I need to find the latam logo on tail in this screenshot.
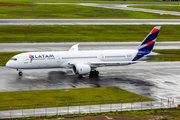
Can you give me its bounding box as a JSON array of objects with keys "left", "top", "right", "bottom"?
[{"left": 29, "top": 54, "right": 54, "bottom": 62}]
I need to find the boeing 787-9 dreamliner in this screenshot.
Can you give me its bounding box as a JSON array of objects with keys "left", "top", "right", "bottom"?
[{"left": 6, "top": 26, "right": 161, "bottom": 77}]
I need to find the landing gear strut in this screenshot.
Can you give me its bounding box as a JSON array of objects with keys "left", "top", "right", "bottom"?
[
  {"left": 17, "top": 69, "right": 23, "bottom": 76},
  {"left": 78, "top": 75, "right": 83, "bottom": 78},
  {"left": 89, "top": 70, "right": 99, "bottom": 77}
]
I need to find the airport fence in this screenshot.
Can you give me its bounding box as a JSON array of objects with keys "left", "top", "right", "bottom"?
[{"left": 0, "top": 98, "right": 178, "bottom": 118}]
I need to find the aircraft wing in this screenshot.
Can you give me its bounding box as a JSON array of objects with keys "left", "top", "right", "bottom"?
[
  {"left": 89, "top": 61, "right": 146, "bottom": 67},
  {"left": 68, "top": 61, "right": 146, "bottom": 68}
]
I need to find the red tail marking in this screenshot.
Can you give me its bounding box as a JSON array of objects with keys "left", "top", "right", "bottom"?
[
  {"left": 151, "top": 28, "right": 159, "bottom": 33},
  {"left": 145, "top": 40, "right": 155, "bottom": 45}
]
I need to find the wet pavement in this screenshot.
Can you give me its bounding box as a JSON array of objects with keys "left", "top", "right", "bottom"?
[
  {"left": 1, "top": 19, "right": 180, "bottom": 25},
  {"left": 1, "top": 42, "right": 180, "bottom": 52},
  {"left": 1, "top": 62, "right": 180, "bottom": 103},
  {"left": 1, "top": 62, "right": 180, "bottom": 118}
]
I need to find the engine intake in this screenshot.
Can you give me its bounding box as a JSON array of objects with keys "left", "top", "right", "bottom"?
[{"left": 72, "top": 63, "right": 91, "bottom": 75}]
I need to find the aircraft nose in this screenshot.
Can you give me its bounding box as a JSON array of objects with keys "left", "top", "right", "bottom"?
[{"left": 6, "top": 61, "right": 11, "bottom": 67}]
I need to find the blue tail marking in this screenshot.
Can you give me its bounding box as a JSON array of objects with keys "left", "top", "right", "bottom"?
[{"left": 133, "top": 26, "right": 161, "bottom": 61}]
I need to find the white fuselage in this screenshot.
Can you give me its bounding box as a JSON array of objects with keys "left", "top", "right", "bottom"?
[
  {"left": 6, "top": 26, "right": 161, "bottom": 76},
  {"left": 6, "top": 49, "right": 138, "bottom": 69}
]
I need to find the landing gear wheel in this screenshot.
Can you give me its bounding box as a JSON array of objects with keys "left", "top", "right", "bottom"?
[
  {"left": 18, "top": 71, "right": 23, "bottom": 76},
  {"left": 89, "top": 71, "right": 99, "bottom": 78}
]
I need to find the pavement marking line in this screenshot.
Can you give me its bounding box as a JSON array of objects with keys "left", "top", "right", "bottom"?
[{"left": 105, "top": 116, "right": 113, "bottom": 119}]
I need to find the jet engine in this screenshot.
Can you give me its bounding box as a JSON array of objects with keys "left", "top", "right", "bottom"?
[{"left": 72, "top": 63, "right": 91, "bottom": 75}]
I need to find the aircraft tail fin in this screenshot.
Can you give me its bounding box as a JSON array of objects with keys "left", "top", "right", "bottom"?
[
  {"left": 133, "top": 26, "right": 161, "bottom": 61},
  {"left": 138, "top": 26, "right": 161, "bottom": 52}
]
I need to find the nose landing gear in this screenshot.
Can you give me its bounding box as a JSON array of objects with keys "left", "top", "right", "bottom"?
[
  {"left": 17, "top": 69, "right": 23, "bottom": 76},
  {"left": 19, "top": 71, "right": 23, "bottom": 76}
]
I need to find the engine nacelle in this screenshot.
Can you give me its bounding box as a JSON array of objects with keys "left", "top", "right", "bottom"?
[{"left": 72, "top": 63, "right": 91, "bottom": 75}]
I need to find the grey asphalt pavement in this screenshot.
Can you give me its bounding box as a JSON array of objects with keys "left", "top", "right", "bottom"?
[
  {"left": 0, "top": 62, "right": 180, "bottom": 118},
  {"left": 1, "top": 19, "right": 180, "bottom": 25},
  {"left": 1, "top": 42, "right": 180, "bottom": 52},
  {"left": 1, "top": 62, "right": 180, "bottom": 101}
]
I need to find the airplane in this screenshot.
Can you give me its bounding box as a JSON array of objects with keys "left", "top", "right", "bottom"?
[{"left": 6, "top": 26, "right": 161, "bottom": 77}]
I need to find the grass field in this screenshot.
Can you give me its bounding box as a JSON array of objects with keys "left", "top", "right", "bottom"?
[
  {"left": 0, "top": 87, "right": 151, "bottom": 110},
  {"left": 129, "top": 5, "right": 180, "bottom": 12},
  {"left": 1, "top": 49, "right": 180, "bottom": 66},
  {"left": 150, "top": 49, "right": 180, "bottom": 62},
  {"left": 0, "top": 51, "right": 22, "bottom": 66},
  {"left": 0, "top": 3, "right": 179, "bottom": 19},
  {"left": 2, "top": 0, "right": 180, "bottom": 4},
  {"left": 0, "top": 25, "right": 179, "bottom": 43}
]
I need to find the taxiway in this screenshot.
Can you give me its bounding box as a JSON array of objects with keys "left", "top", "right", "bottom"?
[
  {"left": 1, "top": 19, "right": 180, "bottom": 25},
  {"left": 2, "top": 62, "right": 180, "bottom": 103},
  {"left": 1, "top": 42, "right": 180, "bottom": 51}
]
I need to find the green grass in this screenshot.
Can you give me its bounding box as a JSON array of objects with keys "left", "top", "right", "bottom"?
[
  {"left": 0, "top": 25, "right": 180, "bottom": 43},
  {"left": 0, "top": 4, "right": 179, "bottom": 19},
  {"left": 2, "top": 0, "right": 180, "bottom": 4},
  {"left": 1, "top": 49, "right": 180, "bottom": 66},
  {"left": 129, "top": 5, "right": 180, "bottom": 12},
  {"left": 0, "top": 87, "right": 151, "bottom": 110},
  {"left": 0, "top": 51, "right": 23, "bottom": 66},
  {"left": 150, "top": 49, "right": 180, "bottom": 61}
]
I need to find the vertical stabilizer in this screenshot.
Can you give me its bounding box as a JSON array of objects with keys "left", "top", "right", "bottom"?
[
  {"left": 133, "top": 26, "right": 161, "bottom": 61},
  {"left": 138, "top": 26, "right": 161, "bottom": 52}
]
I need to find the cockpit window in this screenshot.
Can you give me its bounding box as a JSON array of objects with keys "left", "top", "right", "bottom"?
[{"left": 10, "top": 58, "right": 17, "bottom": 61}]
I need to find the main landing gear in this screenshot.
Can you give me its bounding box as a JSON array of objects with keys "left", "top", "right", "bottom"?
[
  {"left": 78, "top": 71, "right": 99, "bottom": 78},
  {"left": 78, "top": 75, "right": 83, "bottom": 78},
  {"left": 89, "top": 70, "right": 99, "bottom": 78},
  {"left": 17, "top": 69, "right": 23, "bottom": 76}
]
